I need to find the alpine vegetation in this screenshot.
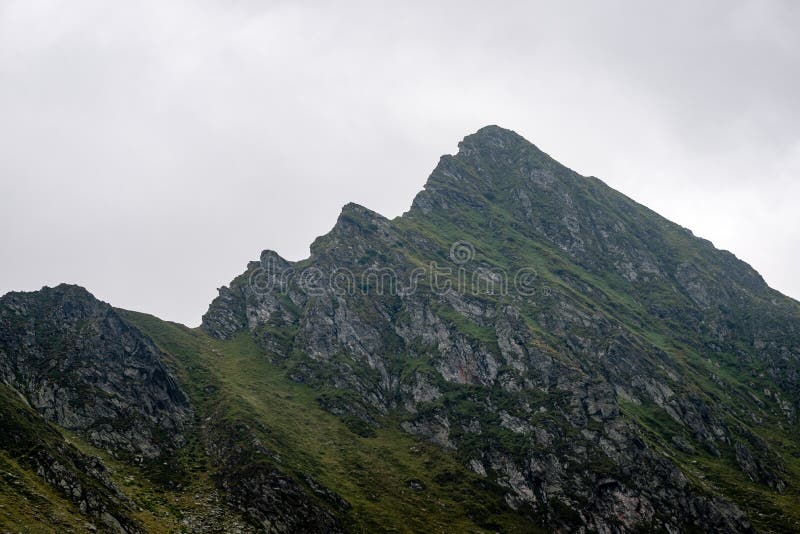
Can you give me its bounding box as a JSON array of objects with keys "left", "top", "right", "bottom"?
[{"left": 2, "top": 127, "right": 800, "bottom": 533}]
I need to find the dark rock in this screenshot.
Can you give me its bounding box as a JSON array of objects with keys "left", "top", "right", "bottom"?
[{"left": 0, "top": 284, "right": 190, "bottom": 458}]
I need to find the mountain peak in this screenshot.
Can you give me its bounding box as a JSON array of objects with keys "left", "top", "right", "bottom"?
[
  {"left": 459, "top": 124, "right": 525, "bottom": 147},
  {"left": 407, "top": 125, "right": 565, "bottom": 217},
  {"left": 456, "top": 125, "right": 545, "bottom": 162},
  {"left": 306, "top": 202, "right": 393, "bottom": 261},
  {"left": 331, "top": 202, "right": 389, "bottom": 233},
  {"left": 196, "top": 122, "right": 800, "bottom": 532}
]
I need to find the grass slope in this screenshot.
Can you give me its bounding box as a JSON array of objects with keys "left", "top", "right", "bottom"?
[{"left": 120, "top": 309, "right": 536, "bottom": 533}]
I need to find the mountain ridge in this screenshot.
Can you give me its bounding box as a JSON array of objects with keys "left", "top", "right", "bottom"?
[
  {"left": 200, "top": 125, "right": 800, "bottom": 531},
  {"left": 2, "top": 126, "right": 800, "bottom": 532},
  {"left": 261, "top": 125, "right": 769, "bottom": 300}
]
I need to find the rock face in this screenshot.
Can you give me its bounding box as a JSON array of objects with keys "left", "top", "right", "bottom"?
[
  {"left": 0, "top": 284, "right": 348, "bottom": 532},
  {"left": 205, "top": 418, "right": 343, "bottom": 534},
  {"left": 2, "top": 126, "right": 800, "bottom": 532},
  {"left": 0, "top": 382, "right": 142, "bottom": 533},
  {"left": 203, "top": 126, "right": 800, "bottom": 532},
  {"left": 0, "top": 284, "right": 189, "bottom": 458}
]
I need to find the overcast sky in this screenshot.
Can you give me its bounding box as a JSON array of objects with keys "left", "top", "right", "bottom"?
[{"left": 1, "top": 1, "right": 798, "bottom": 326}]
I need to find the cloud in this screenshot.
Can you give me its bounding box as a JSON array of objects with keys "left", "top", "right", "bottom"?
[{"left": 1, "top": 0, "right": 798, "bottom": 324}]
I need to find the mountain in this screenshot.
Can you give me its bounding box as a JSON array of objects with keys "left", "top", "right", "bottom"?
[{"left": 2, "top": 126, "right": 800, "bottom": 532}]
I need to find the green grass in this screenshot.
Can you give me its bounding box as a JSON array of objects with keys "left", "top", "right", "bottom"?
[
  {"left": 120, "top": 310, "right": 537, "bottom": 533},
  {"left": 0, "top": 382, "right": 149, "bottom": 532},
  {"left": 0, "top": 451, "right": 90, "bottom": 533},
  {"left": 3, "top": 306, "right": 538, "bottom": 532}
]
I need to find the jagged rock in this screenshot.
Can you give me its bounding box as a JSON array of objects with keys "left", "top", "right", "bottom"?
[
  {"left": 205, "top": 418, "right": 343, "bottom": 533},
  {"left": 0, "top": 284, "right": 190, "bottom": 458},
  {"left": 4, "top": 125, "right": 800, "bottom": 532},
  {"left": 199, "top": 125, "right": 800, "bottom": 531}
]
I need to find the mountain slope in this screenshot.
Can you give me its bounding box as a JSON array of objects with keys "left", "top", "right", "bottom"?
[
  {"left": 2, "top": 126, "right": 800, "bottom": 532},
  {"left": 202, "top": 126, "right": 800, "bottom": 532},
  {"left": 123, "top": 309, "right": 538, "bottom": 533},
  {"left": 0, "top": 286, "right": 534, "bottom": 532}
]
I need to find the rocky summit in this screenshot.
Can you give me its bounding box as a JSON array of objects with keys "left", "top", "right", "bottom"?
[{"left": 2, "top": 126, "right": 800, "bottom": 533}]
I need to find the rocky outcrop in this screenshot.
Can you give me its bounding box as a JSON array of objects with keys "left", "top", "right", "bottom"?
[
  {"left": 204, "top": 416, "right": 343, "bottom": 533},
  {"left": 202, "top": 125, "right": 800, "bottom": 531},
  {"left": 0, "top": 284, "right": 357, "bottom": 532},
  {"left": 0, "top": 284, "right": 190, "bottom": 458},
  {"left": 0, "top": 383, "right": 142, "bottom": 533},
  {"left": 3, "top": 126, "right": 798, "bottom": 531}
]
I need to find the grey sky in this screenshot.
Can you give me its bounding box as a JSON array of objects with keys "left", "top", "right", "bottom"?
[{"left": 1, "top": 1, "right": 798, "bottom": 326}]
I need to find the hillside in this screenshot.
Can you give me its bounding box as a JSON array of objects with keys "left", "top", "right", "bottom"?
[{"left": 2, "top": 126, "right": 800, "bottom": 532}]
